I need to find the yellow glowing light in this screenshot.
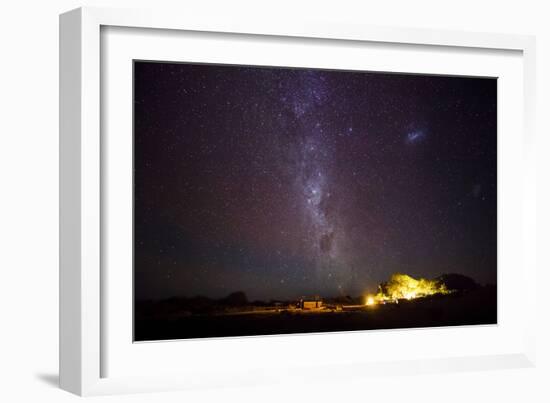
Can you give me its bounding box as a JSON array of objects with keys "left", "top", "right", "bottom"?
[
  {"left": 375, "top": 273, "right": 449, "bottom": 302},
  {"left": 366, "top": 295, "right": 375, "bottom": 306}
]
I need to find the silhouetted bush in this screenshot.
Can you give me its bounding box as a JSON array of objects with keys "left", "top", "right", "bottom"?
[
  {"left": 436, "top": 273, "right": 479, "bottom": 292},
  {"left": 220, "top": 291, "right": 248, "bottom": 306}
]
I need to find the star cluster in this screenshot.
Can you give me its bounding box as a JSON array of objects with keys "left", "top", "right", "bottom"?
[{"left": 134, "top": 62, "right": 497, "bottom": 300}]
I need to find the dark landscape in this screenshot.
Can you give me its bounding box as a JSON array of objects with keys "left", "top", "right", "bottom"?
[{"left": 135, "top": 274, "right": 496, "bottom": 341}]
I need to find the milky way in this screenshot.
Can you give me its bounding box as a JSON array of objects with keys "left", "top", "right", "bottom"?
[{"left": 134, "top": 62, "right": 497, "bottom": 300}]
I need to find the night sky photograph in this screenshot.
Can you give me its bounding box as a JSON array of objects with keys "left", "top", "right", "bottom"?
[{"left": 133, "top": 61, "right": 497, "bottom": 341}]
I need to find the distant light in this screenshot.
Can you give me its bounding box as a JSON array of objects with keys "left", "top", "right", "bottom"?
[{"left": 366, "top": 295, "right": 375, "bottom": 306}]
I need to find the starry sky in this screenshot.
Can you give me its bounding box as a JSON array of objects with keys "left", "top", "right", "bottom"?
[{"left": 134, "top": 61, "right": 497, "bottom": 301}]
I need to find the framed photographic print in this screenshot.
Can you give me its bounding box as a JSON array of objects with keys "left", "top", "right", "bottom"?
[
  {"left": 60, "top": 7, "right": 537, "bottom": 396},
  {"left": 133, "top": 61, "right": 498, "bottom": 342}
]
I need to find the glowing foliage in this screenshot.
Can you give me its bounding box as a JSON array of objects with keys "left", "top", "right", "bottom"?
[{"left": 374, "top": 273, "right": 449, "bottom": 303}]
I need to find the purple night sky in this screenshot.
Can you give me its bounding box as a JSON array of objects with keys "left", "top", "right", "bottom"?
[{"left": 134, "top": 61, "right": 497, "bottom": 301}]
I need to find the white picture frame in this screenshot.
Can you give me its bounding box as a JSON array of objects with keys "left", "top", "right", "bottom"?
[{"left": 60, "top": 6, "right": 537, "bottom": 396}]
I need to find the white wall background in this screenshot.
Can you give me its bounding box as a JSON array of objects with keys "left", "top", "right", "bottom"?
[{"left": 0, "top": 0, "right": 548, "bottom": 401}]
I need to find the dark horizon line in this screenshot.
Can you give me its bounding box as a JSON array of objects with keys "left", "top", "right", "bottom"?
[{"left": 135, "top": 284, "right": 497, "bottom": 304}]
